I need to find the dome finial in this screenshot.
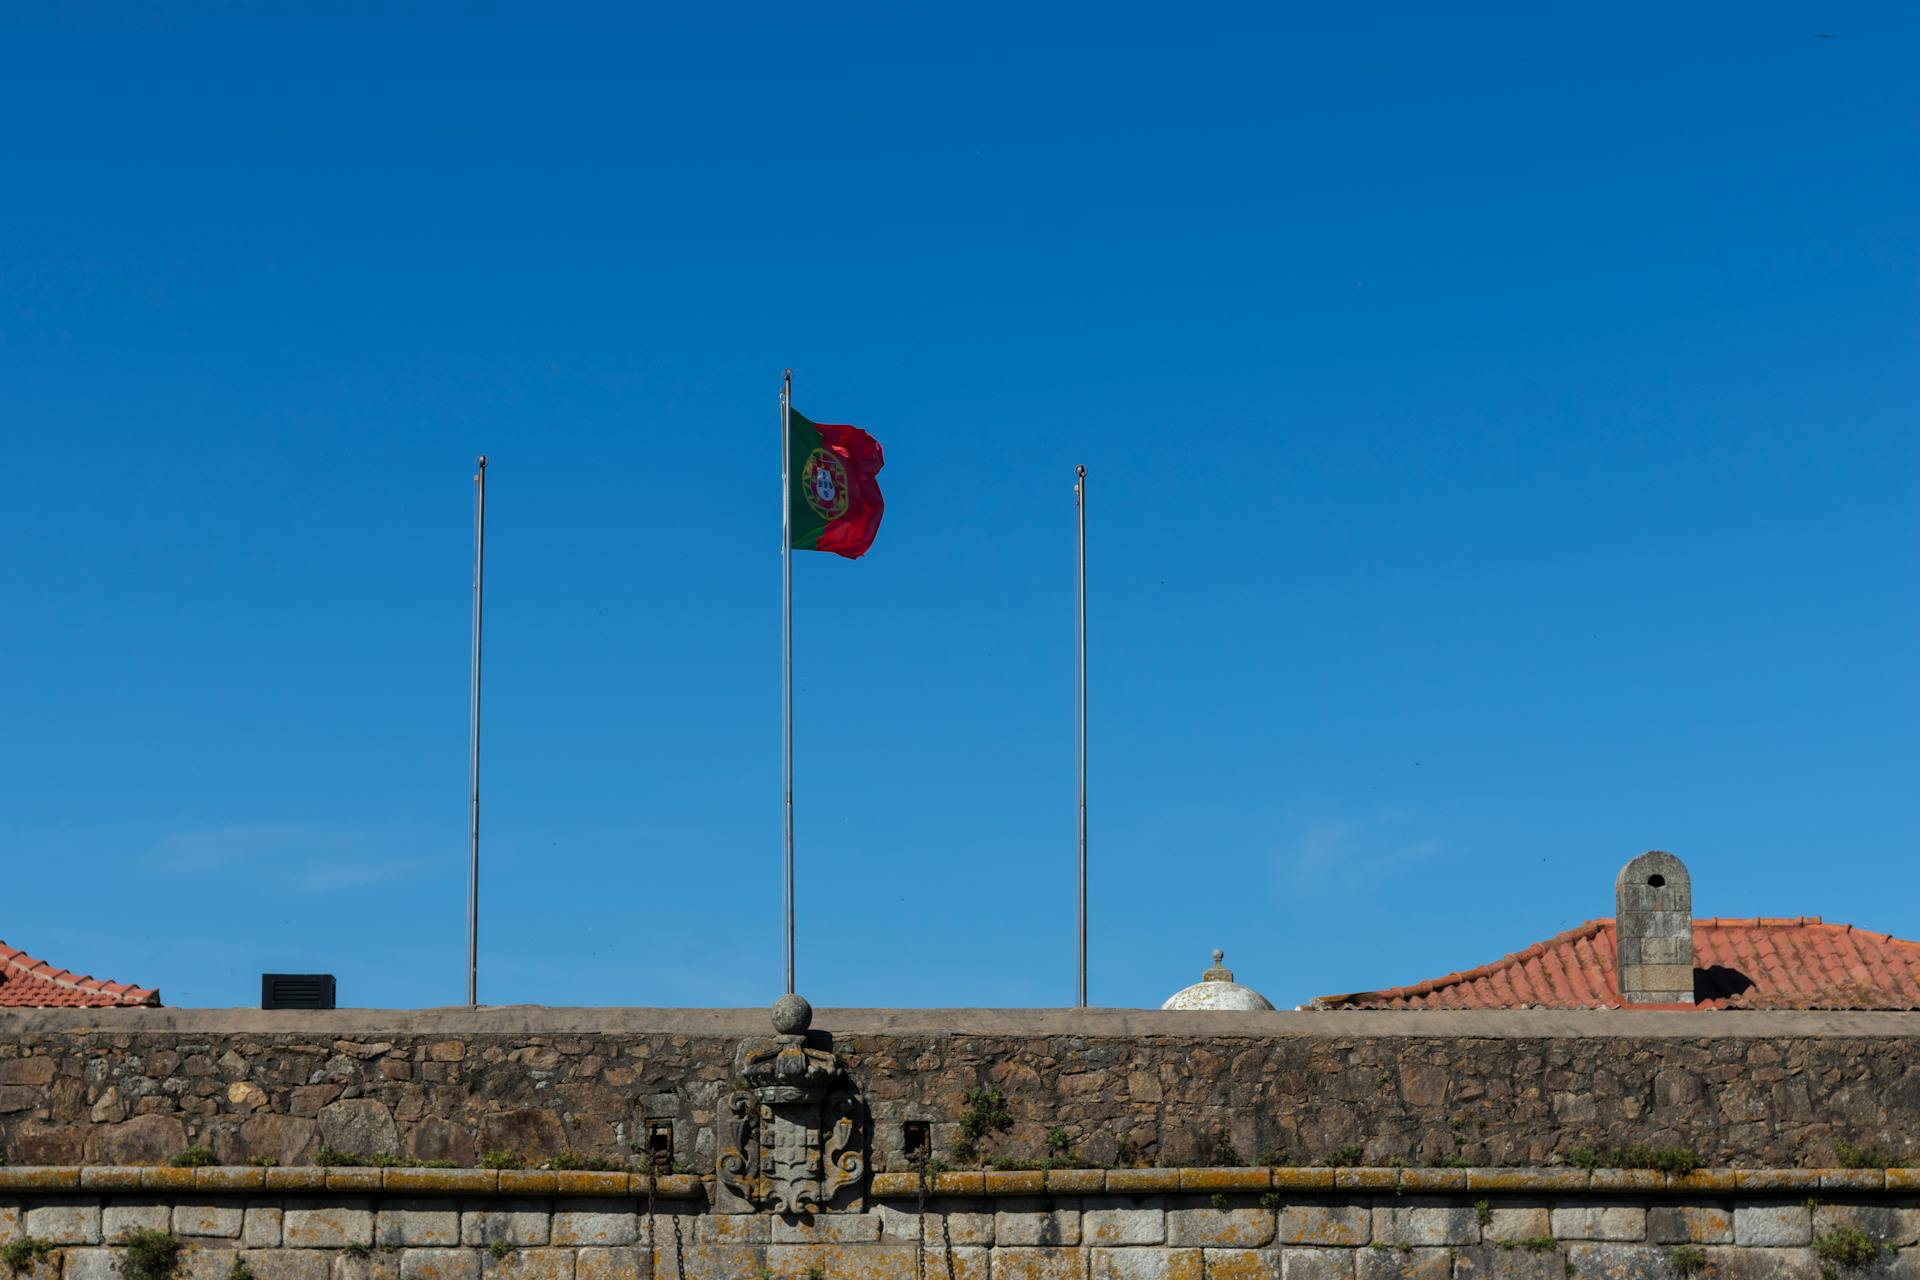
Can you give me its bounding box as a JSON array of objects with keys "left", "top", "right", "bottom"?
[
  {"left": 1212, "top": 948, "right": 1225, "bottom": 966},
  {"left": 1161, "top": 944, "right": 1275, "bottom": 1011}
]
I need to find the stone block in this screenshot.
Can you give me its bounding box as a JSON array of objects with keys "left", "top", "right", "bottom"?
[
  {"left": 174, "top": 1201, "right": 245, "bottom": 1238},
  {"left": 81, "top": 1170, "right": 146, "bottom": 1192},
  {"left": 1092, "top": 1247, "right": 1205, "bottom": 1280},
  {"left": 1357, "top": 1245, "right": 1452, "bottom": 1280},
  {"left": 479, "top": 1248, "right": 573, "bottom": 1280},
  {"left": 646, "top": 1242, "right": 762, "bottom": 1280},
  {"left": 1083, "top": 1198, "right": 1167, "bottom": 1245},
  {"left": 180, "top": 1240, "right": 242, "bottom": 1280},
  {"left": 377, "top": 1202, "right": 461, "bottom": 1248},
  {"left": 462, "top": 1203, "right": 552, "bottom": 1248},
  {"left": 239, "top": 1249, "right": 334, "bottom": 1280},
  {"left": 64, "top": 1248, "right": 121, "bottom": 1280},
  {"left": 573, "top": 1247, "right": 648, "bottom": 1280},
  {"left": 333, "top": 1247, "right": 403, "bottom": 1280},
  {"left": 770, "top": 1213, "right": 882, "bottom": 1243},
  {"left": 243, "top": 1208, "right": 284, "bottom": 1249},
  {"left": 924, "top": 1244, "right": 989, "bottom": 1280},
  {"left": 767, "top": 1241, "right": 919, "bottom": 1277},
  {"left": 1733, "top": 1205, "right": 1810, "bottom": 1247},
  {"left": 1487, "top": 1208, "right": 1552, "bottom": 1243},
  {"left": 691, "top": 1214, "right": 766, "bottom": 1243},
  {"left": 1563, "top": 1244, "right": 1671, "bottom": 1280},
  {"left": 551, "top": 1202, "right": 637, "bottom": 1247},
  {"left": 872, "top": 1200, "right": 922, "bottom": 1241},
  {"left": 1170, "top": 1206, "right": 1275, "bottom": 1248},
  {"left": 285, "top": 1201, "right": 376, "bottom": 1248},
  {"left": 1375, "top": 1200, "right": 1480, "bottom": 1247},
  {"left": 26, "top": 1198, "right": 102, "bottom": 1245},
  {"left": 1702, "top": 1248, "right": 1821, "bottom": 1280},
  {"left": 929, "top": 1202, "right": 997, "bottom": 1246},
  {"left": 1813, "top": 1204, "right": 1913, "bottom": 1247},
  {"left": 996, "top": 1198, "right": 1081, "bottom": 1247},
  {"left": 1204, "top": 1249, "right": 1282, "bottom": 1279},
  {"left": 1648, "top": 1206, "right": 1732, "bottom": 1245},
  {"left": 103, "top": 1199, "right": 173, "bottom": 1237},
  {"left": 1047, "top": 1170, "right": 1107, "bottom": 1195},
  {"left": 0, "top": 1203, "right": 20, "bottom": 1245},
  {"left": 988, "top": 1247, "right": 1087, "bottom": 1280},
  {"left": 1282, "top": 1247, "right": 1357, "bottom": 1280},
  {"left": 1550, "top": 1204, "right": 1646, "bottom": 1242},
  {"left": 1278, "top": 1205, "right": 1369, "bottom": 1247},
  {"left": 401, "top": 1250, "right": 481, "bottom": 1280},
  {"left": 1455, "top": 1244, "right": 1566, "bottom": 1280}
]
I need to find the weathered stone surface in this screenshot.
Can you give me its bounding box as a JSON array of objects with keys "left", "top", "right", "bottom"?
[
  {"left": 550, "top": 1202, "right": 637, "bottom": 1247},
  {"left": 930, "top": 1202, "right": 997, "bottom": 1246},
  {"left": 1648, "top": 1206, "right": 1732, "bottom": 1245},
  {"left": 1204, "top": 1249, "right": 1281, "bottom": 1279},
  {"left": 244, "top": 1207, "right": 284, "bottom": 1248},
  {"left": 378, "top": 1201, "right": 462, "bottom": 1247},
  {"left": 63, "top": 1247, "right": 121, "bottom": 1280},
  {"left": 770, "top": 1212, "right": 882, "bottom": 1243},
  {"left": 478, "top": 1249, "right": 572, "bottom": 1280},
  {"left": 1281, "top": 1246, "right": 1357, "bottom": 1280},
  {"left": 1092, "top": 1247, "right": 1205, "bottom": 1280},
  {"left": 988, "top": 1247, "right": 1088, "bottom": 1279},
  {"left": 175, "top": 1200, "right": 245, "bottom": 1237},
  {"left": 766, "top": 1241, "right": 918, "bottom": 1277},
  {"left": 460, "top": 1204, "right": 552, "bottom": 1249},
  {"left": 1733, "top": 1205, "right": 1810, "bottom": 1247},
  {"left": 284, "top": 1201, "right": 375, "bottom": 1248},
  {"left": 25, "top": 1198, "right": 102, "bottom": 1244},
  {"left": 180, "top": 1240, "right": 242, "bottom": 1280},
  {"left": 1084, "top": 1199, "right": 1166, "bottom": 1246},
  {"left": 333, "top": 1247, "right": 403, "bottom": 1280},
  {"left": 316, "top": 1105, "right": 403, "bottom": 1174},
  {"left": 103, "top": 1198, "right": 173, "bottom": 1236},
  {"left": 1550, "top": 1204, "right": 1646, "bottom": 1242},
  {"left": 1486, "top": 1208, "right": 1552, "bottom": 1243},
  {"left": 691, "top": 1213, "right": 767, "bottom": 1243},
  {"left": 1813, "top": 1204, "right": 1916, "bottom": 1247},
  {"left": 1356, "top": 1245, "right": 1452, "bottom": 1280},
  {"left": 1169, "top": 1206, "right": 1275, "bottom": 1248},
  {"left": 401, "top": 1249, "right": 480, "bottom": 1280},
  {"left": 1454, "top": 1245, "right": 1565, "bottom": 1280},
  {"left": 87, "top": 1115, "right": 187, "bottom": 1166},
  {"left": 996, "top": 1198, "right": 1081, "bottom": 1247},
  {"left": 0, "top": 1202, "right": 21, "bottom": 1245},
  {"left": 872, "top": 1200, "right": 922, "bottom": 1240},
  {"left": 573, "top": 1246, "right": 648, "bottom": 1280},
  {"left": 238, "top": 1250, "right": 333, "bottom": 1280},
  {"left": 1279, "top": 1206, "right": 1369, "bottom": 1247},
  {"left": 1563, "top": 1243, "right": 1670, "bottom": 1280},
  {"left": 1375, "top": 1201, "right": 1480, "bottom": 1247}
]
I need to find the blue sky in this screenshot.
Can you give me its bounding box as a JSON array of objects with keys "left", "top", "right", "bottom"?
[{"left": 1, "top": 4, "right": 1915, "bottom": 1010}]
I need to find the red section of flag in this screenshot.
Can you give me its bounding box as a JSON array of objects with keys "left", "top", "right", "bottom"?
[{"left": 810, "top": 422, "right": 886, "bottom": 559}]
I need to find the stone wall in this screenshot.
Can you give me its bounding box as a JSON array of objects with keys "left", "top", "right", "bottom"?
[
  {"left": 2, "top": 1163, "right": 1917, "bottom": 1280},
  {"left": 4, "top": 1009, "right": 1919, "bottom": 1173}
]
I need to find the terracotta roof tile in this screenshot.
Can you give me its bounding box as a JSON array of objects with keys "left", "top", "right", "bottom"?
[
  {"left": 0, "top": 939, "right": 160, "bottom": 1008},
  {"left": 1314, "top": 918, "right": 1920, "bottom": 1011}
]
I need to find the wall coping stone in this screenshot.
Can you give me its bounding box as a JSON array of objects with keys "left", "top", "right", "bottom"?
[{"left": 7, "top": 1005, "right": 1920, "bottom": 1038}]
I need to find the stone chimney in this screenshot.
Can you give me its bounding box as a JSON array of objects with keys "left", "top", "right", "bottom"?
[{"left": 1615, "top": 850, "right": 1695, "bottom": 1005}]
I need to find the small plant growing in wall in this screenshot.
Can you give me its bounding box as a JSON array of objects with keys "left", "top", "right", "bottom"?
[
  {"left": 226, "top": 1261, "right": 256, "bottom": 1280},
  {"left": 1474, "top": 1200, "right": 1493, "bottom": 1229},
  {"left": 115, "top": 1229, "right": 184, "bottom": 1280},
  {"left": 479, "top": 1150, "right": 525, "bottom": 1170},
  {"left": 1322, "top": 1143, "right": 1365, "bottom": 1168},
  {"left": 1812, "top": 1227, "right": 1884, "bottom": 1280},
  {"left": 487, "top": 1242, "right": 513, "bottom": 1261},
  {"left": 1565, "top": 1145, "right": 1699, "bottom": 1176},
  {"left": 952, "top": 1087, "right": 1013, "bottom": 1164},
  {"left": 1209, "top": 1135, "right": 1243, "bottom": 1168},
  {"left": 1046, "top": 1127, "right": 1073, "bottom": 1159},
  {"left": 1833, "top": 1139, "right": 1907, "bottom": 1170},
  {"left": 2, "top": 1238, "right": 55, "bottom": 1279},
  {"left": 168, "top": 1146, "right": 216, "bottom": 1169},
  {"left": 1669, "top": 1245, "right": 1708, "bottom": 1276}
]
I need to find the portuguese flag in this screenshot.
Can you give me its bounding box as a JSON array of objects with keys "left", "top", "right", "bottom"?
[{"left": 788, "top": 407, "right": 885, "bottom": 559}]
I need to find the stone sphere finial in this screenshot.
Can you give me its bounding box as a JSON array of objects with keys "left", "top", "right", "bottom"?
[
  {"left": 1212, "top": 948, "right": 1225, "bottom": 965},
  {"left": 770, "top": 992, "right": 813, "bottom": 1035}
]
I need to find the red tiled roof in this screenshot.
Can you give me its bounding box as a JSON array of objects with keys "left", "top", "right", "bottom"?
[
  {"left": 0, "top": 938, "right": 160, "bottom": 1008},
  {"left": 1314, "top": 917, "right": 1920, "bottom": 1011}
]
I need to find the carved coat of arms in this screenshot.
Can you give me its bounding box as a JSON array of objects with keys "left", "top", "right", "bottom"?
[{"left": 714, "top": 1030, "right": 867, "bottom": 1215}]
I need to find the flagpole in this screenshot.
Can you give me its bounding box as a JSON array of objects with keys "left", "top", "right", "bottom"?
[
  {"left": 1075, "top": 464, "right": 1088, "bottom": 1008},
  {"left": 781, "top": 371, "right": 795, "bottom": 996},
  {"left": 467, "top": 455, "right": 487, "bottom": 1008}
]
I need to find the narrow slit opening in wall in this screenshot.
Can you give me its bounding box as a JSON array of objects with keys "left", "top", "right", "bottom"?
[
  {"left": 646, "top": 1121, "right": 674, "bottom": 1173},
  {"left": 903, "top": 1121, "right": 929, "bottom": 1159}
]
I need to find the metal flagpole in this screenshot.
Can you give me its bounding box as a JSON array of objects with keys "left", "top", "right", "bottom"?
[
  {"left": 1076, "top": 464, "right": 1088, "bottom": 1008},
  {"left": 781, "top": 372, "right": 795, "bottom": 995},
  {"left": 467, "top": 455, "right": 487, "bottom": 1008}
]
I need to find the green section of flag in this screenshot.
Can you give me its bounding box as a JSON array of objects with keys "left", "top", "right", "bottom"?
[{"left": 787, "top": 407, "right": 827, "bottom": 550}]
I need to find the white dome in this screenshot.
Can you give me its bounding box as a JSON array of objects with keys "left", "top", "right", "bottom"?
[{"left": 1160, "top": 949, "right": 1276, "bottom": 1011}]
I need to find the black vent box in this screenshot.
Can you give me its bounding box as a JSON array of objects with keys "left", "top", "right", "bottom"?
[{"left": 261, "top": 973, "right": 336, "bottom": 1010}]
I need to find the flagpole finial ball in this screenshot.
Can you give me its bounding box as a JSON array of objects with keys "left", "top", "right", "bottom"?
[
  {"left": 771, "top": 992, "right": 813, "bottom": 1035},
  {"left": 1212, "top": 948, "right": 1224, "bottom": 966}
]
